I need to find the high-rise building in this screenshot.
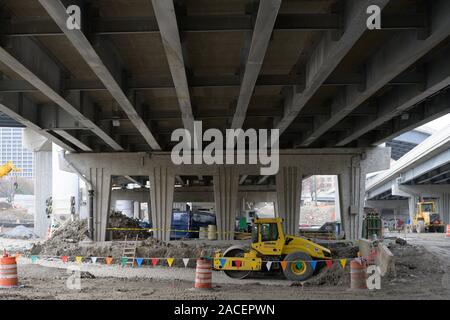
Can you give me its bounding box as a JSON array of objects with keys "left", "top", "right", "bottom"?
[{"left": 0, "top": 128, "right": 33, "bottom": 177}]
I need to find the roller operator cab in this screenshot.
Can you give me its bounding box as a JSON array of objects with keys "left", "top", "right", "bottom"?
[{"left": 213, "top": 217, "right": 332, "bottom": 281}]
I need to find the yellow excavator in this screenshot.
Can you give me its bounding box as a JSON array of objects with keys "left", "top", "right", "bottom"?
[
  {"left": 0, "top": 161, "right": 21, "bottom": 178},
  {"left": 413, "top": 201, "right": 445, "bottom": 233},
  {"left": 213, "top": 217, "right": 332, "bottom": 281}
]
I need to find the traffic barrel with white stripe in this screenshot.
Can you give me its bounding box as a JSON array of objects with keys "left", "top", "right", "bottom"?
[
  {"left": 445, "top": 225, "right": 450, "bottom": 238},
  {"left": 195, "top": 258, "right": 212, "bottom": 289},
  {"left": 0, "top": 253, "right": 18, "bottom": 288}
]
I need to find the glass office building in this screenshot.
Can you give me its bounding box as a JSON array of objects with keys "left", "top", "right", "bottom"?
[{"left": 0, "top": 128, "right": 33, "bottom": 177}]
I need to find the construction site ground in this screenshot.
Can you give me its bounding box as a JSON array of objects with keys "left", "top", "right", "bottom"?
[{"left": 1, "top": 232, "right": 449, "bottom": 300}]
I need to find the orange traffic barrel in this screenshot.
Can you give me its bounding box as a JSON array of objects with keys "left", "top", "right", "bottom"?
[
  {"left": 350, "top": 259, "right": 367, "bottom": 290},
  {"left": 446, "top": 225, "right": 450, "bottom": 238},
  {"left": 195, "top": 259, "right": 212, "bottom": 289},
  {"left": 0, "top": 255, "right": 18, "bottom": 288}
]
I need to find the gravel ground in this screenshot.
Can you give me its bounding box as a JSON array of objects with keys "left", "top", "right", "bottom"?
[{"left": 0, "top": 243, "right": 447, "bottom": 300}]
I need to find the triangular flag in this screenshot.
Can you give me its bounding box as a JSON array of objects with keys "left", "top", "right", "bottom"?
[
  {"left": 295, "top": 261, "right": 303, "bottom": 270},
  {"left": 219, "top": 258, "right": 227, "bottom": 268},
  {"left": 91, "top": 257, "right": 97, "bottom": 264},
  {"left": 340, "top": 259, "right": 347, "bottom": 269},
  {"left": 325, "top": 260, "right": 333, "bottom": 269},
  {"left": 121, "top": 257, "right": 128, "bottom": 266},
  {"left": 182, "top": 258, "right": 189, "bottom": 267},
  {"left": 61, "top": 256, "right": 68, "bottom": 263},
  {"left": 106, "top": 257, "right": 113, "bottom": 265},
  {"left": 136, "top": 258, "right": 144, "bottom": 267},
  {"left": 75, "top": 256, "right": 82, "bottom": 264},
  {"left": 31, "top": 255, "right": 37, "bottom": 263},
  {"left": 311, "top": 260, "right": 317, "bottom": 270},
  {"left": 167, "top": 258, "right": 174, "bottom": 267},
  {"left": 235, "top": 260, "right": 241, "bottom": 269},
  {"left": 280, "top": 260, "right": 287, "bottom": 270},
  {"left": 151, "top": 258, "right": 159, "bottom": 266},
  {"left": 266, "top": 261, "right": 272, "bottom": 271}
]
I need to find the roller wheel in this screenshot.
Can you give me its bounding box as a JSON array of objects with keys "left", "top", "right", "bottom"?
[
  {"left": 223, "top": 248, "right": 251, "bottom": 279},
  {"left": 282, "top": 251, "right": 314, "bottom": 282}
]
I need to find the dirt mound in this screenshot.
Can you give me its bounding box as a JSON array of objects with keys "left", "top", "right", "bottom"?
[
  {"left": 388, "top": 243, "right": 442, "bottom": 280},
  {"left": 0, "top": 201, "right": 12, "bottom": 210},
  {"left": 304, "top": 262, "right": 349, "bottom": 287},
  {"left": 1, "top": 225, "right": 38, "bottom": 239},
  {"left": 330, "top": 243, "right": 359, "bottom": 258},
  {"left": 108, "top": 211, "right": 150, "bottom": 240},
  {"left": 30, "top": 219, "right": 89, "bottom": 256}
]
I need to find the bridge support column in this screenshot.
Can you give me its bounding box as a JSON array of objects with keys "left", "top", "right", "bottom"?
[
  {"left": 439, "top": 193, "right": 450, "bottom": 225},
  {"left": 22, "top": 129, "right": 53, "bottom": 239},
  {"left": 149, "top": 166, "right": 175, "bottom": 242},
  {"left": 89, "top": 168, "right": 112, "bottom": 241},
  {"left": 276, "top": 166, "right": 302, "bottom": 236},
  {"left": 34, "top": 149, "right": 53, "bottom": 239},
  {"left": 338, "top": 158, "right": 365, "bottom": 240},
  {"left": 408, "top": 196, "right": 419, "bottom": 223},
  {"left": 213, "top": 167, "right": 239, "bottom": 240}
]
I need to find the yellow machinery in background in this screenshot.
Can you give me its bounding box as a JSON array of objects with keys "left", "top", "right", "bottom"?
[
  {"left": 0, "top": 161, "right": 21, "bottom": 178},
  {"left": 413, "top": 201, "right": 445, "bottom": 233},
  {"left": 213, "top": 217, "right": 332, "bottom": 281},
  {"left": 0, "top": 161, "right": 21, "bottom": 203}
]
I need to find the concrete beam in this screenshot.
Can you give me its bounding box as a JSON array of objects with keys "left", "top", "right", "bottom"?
[
  {"left": 398, "top": 184, "right": 450, "bottom": 197},
  {"left": 275, "top": 0, "right": 390, "bottom": 136},
  {"left": 400, "top": 148, "right": 450, "bottom": 184},
  {"left": 0, "top": 93, "right": 76, "bottom": 152},
  {"left": 0, "top": 37, "right": 121, "bottom": 151},
  {"left": 1, "top": 72, "right": 427, "bottom": 94},
  {"left": 337, "top": 44, "right": 450, "bottom": 146},
  {"left": 151, "top": 0, "right": 195, "bottom": 134},
  {"left": 39, "top": 0, "right": 160, "bottom": 150},
  {"left": 230, "top": 0, "right": 281, "bottom": 130},
  {"left": 301, "top": 0, "right": 450, "bottom": 146},
  {"left": 4, "top": 13, "right": 428, "bottom": 37}
]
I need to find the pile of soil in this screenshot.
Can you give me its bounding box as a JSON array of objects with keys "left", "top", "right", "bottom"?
[
  {"left": 108, "top": 211, "right": 150, "bottom": 240},
  {"left": 0, "top": 225, "right": 38, "bottom": 239},
  {"left": 330, "top": 243, "right": 359, "bottom": 258},
  {"left": 387, "top": 243, "right": 442, "bottom": 281},
  {"left": 29, "top": 217, "right": 232, "bottom": 266},
  {"left": 30, "top": 219, "right": 90, "bottom": 256},
  {"left": 304, "top": 262, "right": 350, "bottom": 287},
  {"left": 0, "top": 201, "right": 12, "bottom": 210}
]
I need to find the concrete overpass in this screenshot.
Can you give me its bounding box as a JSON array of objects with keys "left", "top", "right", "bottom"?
[
  {"left": 366, "top": 125, "right": 450, "bottom": 226},
  {"left": 1, "top": 0, "right": 449, "bottom": 241}
]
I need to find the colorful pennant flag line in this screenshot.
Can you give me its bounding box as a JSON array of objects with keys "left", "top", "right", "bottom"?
[{"left": 18, "top": 254, "right": 354, "bottom": 270}]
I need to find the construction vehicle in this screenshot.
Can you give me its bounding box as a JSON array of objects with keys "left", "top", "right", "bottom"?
[
  {"left": 0, "top": 161, "right": 21, "bottom": 203},
  {"left": 413, "top": 201, "right": 445, "bottom": 233},
  {"left": 213, "top": 217, "right": 332, "bottom": 281},
  {"left": 0, "top": 161, "right": 21, "bottom": 178}
]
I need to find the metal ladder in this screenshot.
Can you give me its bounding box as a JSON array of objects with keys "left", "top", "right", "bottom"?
[{"left": 122, "top": 235, "right": 138, "bottom": 267}]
